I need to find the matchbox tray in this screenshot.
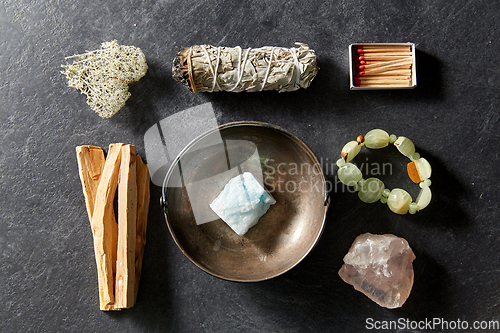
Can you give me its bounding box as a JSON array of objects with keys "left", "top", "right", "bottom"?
[{"left": 349, "top": 43, "right": 417, "bottom": 90}]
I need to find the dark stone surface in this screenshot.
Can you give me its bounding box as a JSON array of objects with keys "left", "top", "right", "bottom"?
[{"left": 1, "top": 0, "right": 499, "bottom": 332}]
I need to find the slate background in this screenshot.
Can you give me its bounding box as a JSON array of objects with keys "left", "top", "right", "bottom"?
[{"left": 1, "top": 0, "right": 499, "bottom": 332}]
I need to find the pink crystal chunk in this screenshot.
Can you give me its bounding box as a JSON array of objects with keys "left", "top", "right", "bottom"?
[{"left": 338, "top": 233, "right": 416, "bottom": 309}]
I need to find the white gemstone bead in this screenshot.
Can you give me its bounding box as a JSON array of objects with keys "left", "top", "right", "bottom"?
[
  {"left": 364, "top": 129, "right": 390, "bottom": 149},
  {"left": 387, "top": 188, "right": 412, "bottom": 214},
  {"left": 416, "top": 186, "right": 432, "bottom": 210},
  {"left": 419, "top": 179, "right": 432, "bottom": 188},
  {"left": 407, "top": 157, "right": 432, "bottom": 183},
  {"left": 342, "top": 141, "right": 361, "bottom": 162},
  {"left": 414, "top": 157, "right": 431, "bottom": 180},
  {"left": 358, "top": 178, "right": 385, "bottom": 203},
  {"left": 338, "top": 163, "right": 362, "bottom": 186},
  {"left": 394, "top": 137, "right": 415, "bottom": 158}
]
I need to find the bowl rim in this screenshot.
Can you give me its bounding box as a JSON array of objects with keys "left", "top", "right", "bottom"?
[{"left": 161, "top": 121, "right": 329, "bottom": 282}]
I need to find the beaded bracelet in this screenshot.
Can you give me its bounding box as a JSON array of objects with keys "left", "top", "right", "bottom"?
[{"left": 336, "top": 129, "right": 432, "bottom": 215}]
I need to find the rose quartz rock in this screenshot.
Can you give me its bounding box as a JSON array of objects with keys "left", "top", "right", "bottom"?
[{"left": 338, "top": 233, "right": 416, "bottom": 309}]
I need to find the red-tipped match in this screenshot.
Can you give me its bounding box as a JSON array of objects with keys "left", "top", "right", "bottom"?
[
  {"left": 358, "top": 71, "right": 365, "bottom": 76},
  {"left": 358, "top": 55, "right": 364, "bottom": 61},
  {"left": 358, "top": 65, "right": 365, "bottom": 70},
  {"left": 359, "top": 60, "right": 366, "bottom": 65},
  {"left": 356, "top": 47, "right": 364, "bottom": 54}
]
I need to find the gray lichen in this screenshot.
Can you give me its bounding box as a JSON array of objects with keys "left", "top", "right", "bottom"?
[{"left": 61, "top": 40, "right": 148, "bottom": 118}]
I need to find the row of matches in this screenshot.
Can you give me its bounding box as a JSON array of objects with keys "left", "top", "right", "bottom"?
[{"left": 353, "top": 44, "right": 414, "bottom": 88}]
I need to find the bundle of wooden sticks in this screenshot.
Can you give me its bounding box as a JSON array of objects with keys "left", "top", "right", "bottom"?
[
  {"left": 76, "top": 144, "right": 150, "bottom": 311},
  {"left": 353, "top": 44, "right": 414, "bottom": 88}
]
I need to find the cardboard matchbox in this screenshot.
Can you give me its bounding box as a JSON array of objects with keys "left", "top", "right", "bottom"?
[{"left": 349, "top": 43, "right": 417, "bottom": 90}]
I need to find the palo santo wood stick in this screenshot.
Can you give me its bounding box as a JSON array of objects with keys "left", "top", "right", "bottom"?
[
  {"left": 91, "top": 143, "right": 123, "bottom": 310},
  {"left": 134, "top": 155, "right": 150, "bottom": 302},
  {"left": 76, "top": 146, "right": 118, "bottom": 249},
  {"left": 76, "top": 146, "right": 106, "bottom": 227},
  {"left": 76, "top": 145, "right": 119, "bottom": 311},
  {"left": 115, "top": 145, "right": 137, "bottom": 309}
]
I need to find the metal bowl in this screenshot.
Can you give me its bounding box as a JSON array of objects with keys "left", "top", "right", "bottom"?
[{"left": 162, "top": 121, "right": 329, "bottom": 282}]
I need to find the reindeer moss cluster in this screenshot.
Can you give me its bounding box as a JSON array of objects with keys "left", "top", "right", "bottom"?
[{"left": 61, "top": 40, "right": 148, "bottom": 118}]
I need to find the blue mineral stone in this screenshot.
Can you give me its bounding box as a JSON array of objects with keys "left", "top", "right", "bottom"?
[{"left": 209, "top": 172, "right": 276, "bottom": 236}]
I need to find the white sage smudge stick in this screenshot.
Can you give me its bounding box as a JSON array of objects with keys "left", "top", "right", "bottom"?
[{"left": 172, "top": 43, "right": 318, "bottom": 93}]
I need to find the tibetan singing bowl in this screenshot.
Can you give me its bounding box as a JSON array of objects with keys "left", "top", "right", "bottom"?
[{"left": 162, "top": 121, "right": 329, "bottom": 282}]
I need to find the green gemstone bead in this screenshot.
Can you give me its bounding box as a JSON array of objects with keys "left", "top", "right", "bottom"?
[
  {"left": 337, "top": 163, "right": 362, "bottom": 187},
  {"left": 416, "top": 186, "right": 432, "bottom": 210},
  {"left": 364, "top": 129, "right": 390, "bottom": 149},
  {"left": 409, "top": 202, "right": 418, "bottom": 214},
  {"left": 387, "top": 188, "right": 412, "bottom": 214},
  {"left": 413, "top": 157, "right": 432, "bottom": 180},
  {"left": 419, "top": 179, "right": 432, "bottom": 188},
  {"left": 358, "top": 178, "right": 385, "bottom": 203},
  {"left": 336, "top": 158, "right": 346, "bottom": 168},
  {"left": 382, "top": 189, "right": 391, "bottom": 197},
  {"left": 394, "top": 136, "right": 416, "bottom": 158},
  {"left": 380, "top": 196, "right": 388, "bottom": 204},
  {"left": 410, "top": 152, "right": 420, "bottom": 161},
  {"left": 389, "top": 134, "right": 397, "bottom": 144},
  {"left": 355, "top": 178, "right": 365, "bottom": 191},
  {"left": 341, "top": 141, "right": 361, "bottom": 162}
]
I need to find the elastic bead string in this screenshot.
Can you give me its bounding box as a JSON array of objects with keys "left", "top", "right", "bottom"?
[{"left": 336, "top": 129, "right": 432, "bottom": 215}]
